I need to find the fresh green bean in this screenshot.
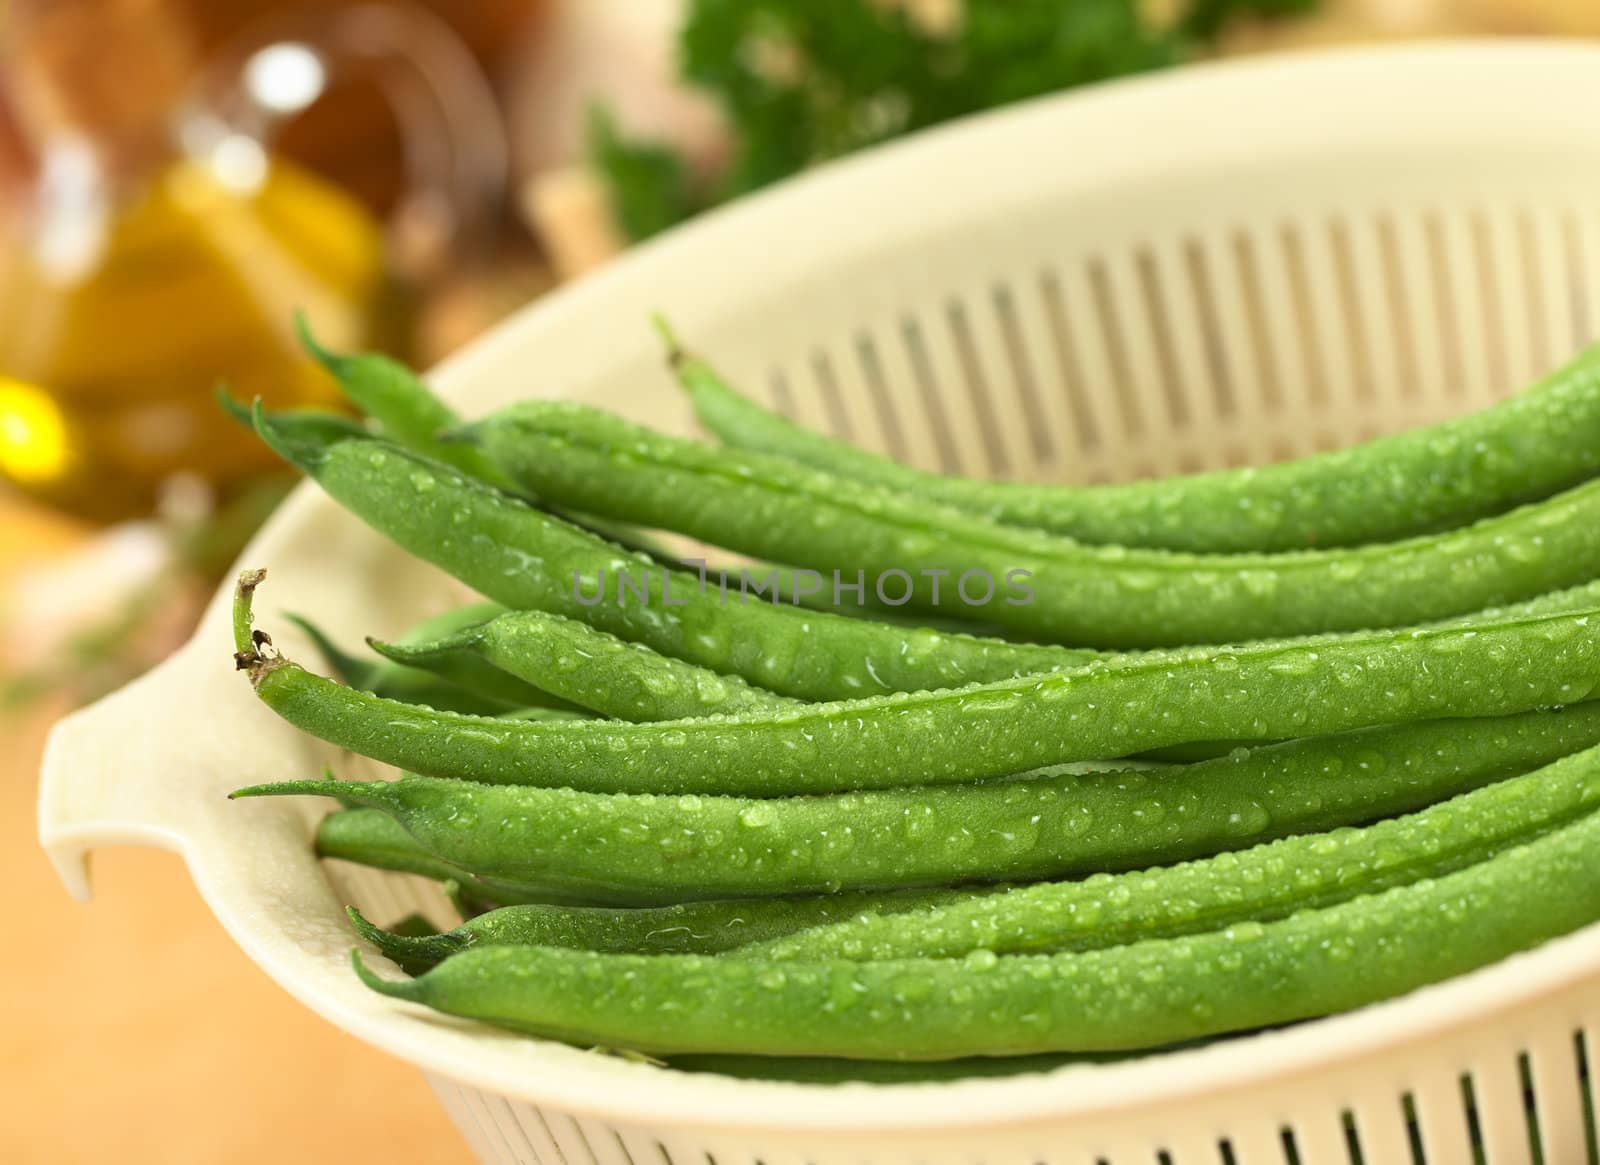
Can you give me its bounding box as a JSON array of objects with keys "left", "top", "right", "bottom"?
[
  {"left": 317, "top": 806, "right": 466, "bottom": 883},
  {"left": 353, "top": 789, "right": 1600, "bottom": 1058},
  {"left": 471, "top": 400, "right": 1600, "bottom": 647},
  {"left": 667, "top": 325, "right": 1600, "bottom": 553},
  {"left": 315, "top": 807, "right": 606, "bottom": 907},
  {"left": 357, "top": 628, "right": 582, "bottom": 716},
  {"left": 297, "top": 317, "right": 518, "bottom": 488},
  {"left": 249, "top": 406, "right": 1094, "bottom": 699},
  {"left": 358, "top": 912, "right": 443, "bottom": 975},
  {"left": 236, "top": 705, "right": 1600, "bottom": 901},
  {"left": 346, "top": 887, "right": 968, "bottom": 970},
  {"left": 741, "top": 728, "right": 1600, "bottom": 959},
  {"left": 233, "top": 570, "right": 1600, "bottom": 795},
  {"left": 283, "top": 607, "right": 571, "bottom": 716},
  {"left": 371, "top": 609, "right": 795, "bottom": 722},
  {"left": 250, "top": 403, "right": 1600, "bottom": 680}
]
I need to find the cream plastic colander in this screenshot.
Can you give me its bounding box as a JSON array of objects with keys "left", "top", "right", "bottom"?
[{"left": 38, "top": 39, "right": 1600, "bottom": 1165}]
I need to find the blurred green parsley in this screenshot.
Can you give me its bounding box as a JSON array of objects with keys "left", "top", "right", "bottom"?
[{"left": 592, "top": 0, "right": 1319, "bottom": 242}]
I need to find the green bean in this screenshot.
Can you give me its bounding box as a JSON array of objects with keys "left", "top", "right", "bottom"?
[
  {"left": 742, "top": 725, "right": 1600, "bottom": 959},
  {"left": 357, "top": 628, "right": 583, "bottom": 716},
  {"left": 251, "top": 403, "right": 1600, "bottom": 676},
  {"left": 353, "top": 787, "right": 1600, "bottom": 1058},
  {"left": 371, "top": 609, "right": 795, "bottom": 722},
  {"left": 235, "top": 705, "right": 1600, "bottom": 901},
  {"left": 233, "top": 569, "right": 1600, "bottom": 795},
  {"left": 298, "top": 334, "right": 716, "bottom": 577},
  {"left": 666, "top": 324, "right": 1600, "bottom": 553},
  {"left": 360, "top": 912, "right": 443, "bottom": 975},
  {"left": 282, "top": 607, "right": 570, "bottom": 716},
  {"left": 217, "top": 388, "right": 368, "bottom": 444},
  {"left": 315, "top": 807, "right": 606, "bottom": 907},
  {"left": 346, "top": 887, "right": 968, "bottom": 970},
  {"left": 317, "top": 806, "right": 466, "bottom": 883},
  {"left": 249, "top": 406, "right": 1094, "bottom": 699},
  {"left": 297, "top": 317, "right": 518, "bottom": 488},
  {"left": 471, "top": 400, "right": 1600, "bottom": 647}
]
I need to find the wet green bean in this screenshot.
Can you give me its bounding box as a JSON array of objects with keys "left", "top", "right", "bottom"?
[
  {"left": 346, "top": 886, "right": 967, "bottom": 970},
  {"left": 471, "top": 400, "right": 1600, "bottom": 647},
  {"left": 314, "top": 807, "right": 605, "bottom": 907},
  {"left": 371, "top": 609, "right": 795, "bottom": 722},
  {"left": 742, "top": 728, "right": 1600, "bottom": 959},
  {"left": 237, "top": 705, "right": 1600, "bottom": 901},
  {"left": 352, "top": 791, "right": 1600, "bottom": 1058},
  {"left": 668, "top": 324, "right": 1600, "bottom": 553},
  {"left": 234, "top": 570, "right": 1600, "bottom": 796},
  {"left": 249, "top": 406, "right": 1092, "bottom": 699}
]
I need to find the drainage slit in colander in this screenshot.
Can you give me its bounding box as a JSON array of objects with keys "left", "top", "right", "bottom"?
[
  {"left": 1035, "top": 268, "right": 1102, "bottom": 456},
  {"left": 1340, "top": 1108, "right": 1365, "bottom": 1165},
  {"left": 764, "top": 369, "right": 798, "bottom": 423},
  {"left": 806, "top": 349, "right": 855, "bottom": 444},
  {"left": 852, "top": 331, "right": 912, "bottom": 464},
  {"left": 1344, "top": 1093, "right": 1419, "bottom": 1165},
  {"left": 1585, "top": 210, "right": 1600, "bottom": 348},
  {"left": 1181, "top": 237, "right": 1236, "bottom": 421},
  {"left": 459, "top": 1085, "right": 517, "bottom": 1164},
  {"left": 1516, "top": 1050, "right": 1551, "bottom": 1165},
  {"left": 1575, "top": 1029, "right": 1600, "bottom": 1165},
  {"left": 502, "top": 1099, "right": 567, "bottom": 1165},
  {"left": 1465, "top": 209, "right": 1512, "bottom": 401},
  {"left": 1375, "top": 214, "right": 1422, "bottom": 404},
  {"left": 1134, "top": 246, "right": 1192, "bottom": 432},
  {"left": 1515, "top": 210, "right": 1554, "bottom": 376},
  {"left": 1397, "top": 1092, "right": 1427, "bottom": 1165},
  {"left": 485, "top": 1094, "right": 534, "bottom": 1163},
  {"left": 1229, "top": 229, "right": 1284, "bottom": 414},
  {"left": 989, "top": 283, "right": 1055, "bottom": 464},
  {"left": 1559, "top": 211, "right": 1591, "bottom": 356},
  {"left": 898, "top": 315, "right": 963, "bottom": 474},
  {"left": 943, "top": 297, "right": 1011, "bottom": 475},
  {"left": 566, "top": 1112, "right": 613, "bottom": 1165},
  {"left": 1327, "top": 218, "right": 1377, "bottom": 407},
  {"left": 1458, "top": 1072, "right": 1490, "bottom": 1165},
  {"left": 1084, "top": 255, "right": 1146, "bottom": 446},
  {"left": 1277, "top": 223, "right": 1330, "bottom": 414},
  {"left": 1418, "top": 210, "right": 1468, "bottom": 405}
]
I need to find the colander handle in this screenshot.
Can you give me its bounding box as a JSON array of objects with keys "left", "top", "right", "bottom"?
[{"left": 37, "top": 642, "right": 224, "bottom": 902}]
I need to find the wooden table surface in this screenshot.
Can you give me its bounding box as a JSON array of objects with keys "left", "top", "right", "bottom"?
[{"left": 0, "top": 498, "right": 469, "bottom": 1164}]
